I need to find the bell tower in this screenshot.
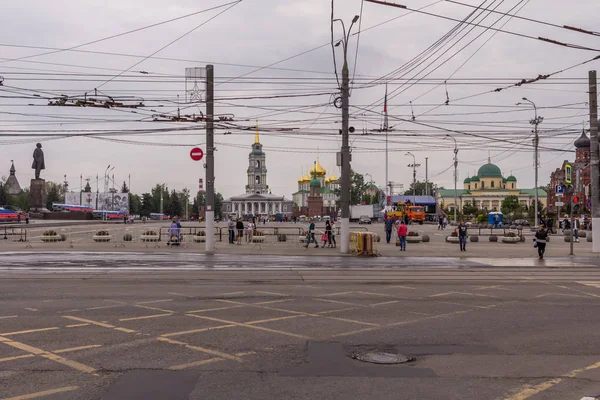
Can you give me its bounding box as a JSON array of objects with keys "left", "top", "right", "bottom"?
[{"left": 246, "top": 121, "right": 268, "bottom": 194}]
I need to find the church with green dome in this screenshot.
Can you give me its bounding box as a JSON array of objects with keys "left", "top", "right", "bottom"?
[{"left": 436, "top": 157, "right": 547, "bottom": 213}]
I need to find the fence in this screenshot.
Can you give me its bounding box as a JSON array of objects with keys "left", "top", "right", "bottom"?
[{"left": 1, "top": 227, "right": 27, "bottom": 242}]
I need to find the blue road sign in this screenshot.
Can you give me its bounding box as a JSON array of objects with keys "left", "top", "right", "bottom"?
[
  {"left": 555, "top": 185, "right": 564, "bottom": 194},
  {"left": 565, "top": 164, "right": 572, "bottom": 184}
]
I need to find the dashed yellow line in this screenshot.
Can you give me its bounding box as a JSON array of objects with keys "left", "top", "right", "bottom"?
[
  {"left": 254, "top": 299, "right": 294, "bottom": 305},
  {"left": 220, "top": 291, "right": 245, "bottom": 296},
  {"left": 0, "top": 315, "right": 18, "bottom": 320},
  {"left": 157, "top": 337, "right": 241, "bottom": 362},
  {"left": 0, "top": 327, "right": 59, "bottom": 336},
  {"left": 168, "top": 292, "right": 195, "bottom": 298},
  {"left": 3, "top": 385, "right": 79, "bottom": 400},
  {"left": 186, "top": 313, "right": 311, "bottom": 340},
  {"left": 504, "top": 360, "right": 600, "bottom": 399},
  {"left": 119, "top": 313, "right": 173, "bottom": 322},
  {"left": 135, "top": 299, "right": 174, "bottom": 305},
  {"left": 186, "top": 305, "right": 244, "bottom": 314},
  {"left": 246, "top": 315, "right": 304, "bottom": 325},
  {"left": 314, "top": 298, "right": 365, "bottom": 307},
  {"left": 316, "top": 307, "right": 359, "bottom": 315},
  {"left": 371, "top": 300, "right": 399, "bottom": 306},
  {"left": 62, "top": 316, "right": 136, "bottom": 334},
  {"left": 161, "top": 324, "right": 237, "bottom": 338},
  {"left": 134, "top": 304, "right": 176, "bottom": 313},
  {"left": 255, "top": 291, "right": 289, "bottom": 297},
  {"left": 53, "top": 345, "right": 102, "bottom": 354},
  {"left": 24, "top": 308, "right": 38, "bottom": 312},
  {"left": 0, "top": 354, "right": 35, "bottom": 363},
  {"left": 0, "top": 335, "right": 96, "bottom": 375},
  {"left": 317, "top": 291, "right": 355, "bottom": 297},
  {"left": 66, "top": 323, "right": 90, "bottom": 328}
]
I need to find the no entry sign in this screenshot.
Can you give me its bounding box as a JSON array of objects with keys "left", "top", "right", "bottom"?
[{"left": 190, "top": 147, "right": 204, "bottom": 161}]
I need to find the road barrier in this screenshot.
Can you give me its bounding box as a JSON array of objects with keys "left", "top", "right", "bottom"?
[
  {"left": 350, "top": 231, "right": 378, "bottom": 256},
  {"left": 1, "top": 226, "right": 27, "bottom": 242}
]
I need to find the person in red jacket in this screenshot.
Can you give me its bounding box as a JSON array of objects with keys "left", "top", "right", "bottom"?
[{"left": 397, "top": 221, "right": 407, "bottom": 251}]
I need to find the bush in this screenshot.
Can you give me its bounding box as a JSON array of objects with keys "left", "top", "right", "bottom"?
[
  {"left": 422, "top": 234, "right": 430, "bottom": 243},
  {"left": 95, "top": 230, "right": 110, "bottom": 236},
  {"left": 142, "top": 230, "right": 157, "bottom": 236},
  {"left": 43, "top": 230, "right": 58, "bottom": 236},
  {"left": 503, "top": 232, "right": 518, "bottom": 238},
  {"left": 450, "top": 231, "right": 458, "bottom": 237},
  {"left": 195, "top": 230, "right": 206, "bottom": 236},
  {"left": 407, "top": 231, "right": 419, "bottom": 237}
]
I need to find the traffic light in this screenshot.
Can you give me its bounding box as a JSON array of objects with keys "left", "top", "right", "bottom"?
[{"left": 572, "top": 195, "right": 580, "bottom": 213}]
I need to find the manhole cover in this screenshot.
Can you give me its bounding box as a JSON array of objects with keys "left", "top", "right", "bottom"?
[{"left": 352, "top": 351, "right": 414, "bottom": 364}]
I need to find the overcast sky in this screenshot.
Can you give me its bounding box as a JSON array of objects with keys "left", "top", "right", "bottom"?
[{"left": 0, "top": 0, "right": 598, "bottom": 200}]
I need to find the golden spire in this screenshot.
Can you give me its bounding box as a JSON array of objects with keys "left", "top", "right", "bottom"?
[{"left": 255, "top": 120, "right": 259, "bottom": 144}]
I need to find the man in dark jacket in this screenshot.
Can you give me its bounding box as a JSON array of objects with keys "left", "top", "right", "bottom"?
[
  {"left": 384, "top": 217, "right": 394, "bottom": 244},
  {"left": 534, "top": 227, "right": 548, "bottom": 259}
]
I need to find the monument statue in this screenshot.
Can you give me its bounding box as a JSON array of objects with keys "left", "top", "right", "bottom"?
[{"left": 32, "top": 143, "right": 45, "bottom": 180}]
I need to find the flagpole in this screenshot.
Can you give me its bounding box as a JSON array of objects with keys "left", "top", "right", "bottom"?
[{"left": 384, "top": 83, "right": 389, "bottom": 198}]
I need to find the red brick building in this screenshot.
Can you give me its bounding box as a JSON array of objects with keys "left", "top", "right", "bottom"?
[
  {"left": 547, "top": 129, "right": 591, "bottom": 215},
  {"left": 307, "top": 171, "right": 324, "bottom": 218}
]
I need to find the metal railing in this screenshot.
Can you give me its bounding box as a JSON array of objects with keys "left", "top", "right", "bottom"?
[{"left": 1, "top": 227, "right": 27, "bottom": 242}]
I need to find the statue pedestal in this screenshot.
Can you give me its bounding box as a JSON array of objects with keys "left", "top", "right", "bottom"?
[{"left": 30, "top": 179, "right": 49, "bottom": 213}]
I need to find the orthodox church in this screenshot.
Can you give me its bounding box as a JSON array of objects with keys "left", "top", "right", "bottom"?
[
  {"left": 292, "top": 160, "right": 340, "bottom": 216},
  {"left": 221, "top": 124, "right": 293, "bottom": 219}
]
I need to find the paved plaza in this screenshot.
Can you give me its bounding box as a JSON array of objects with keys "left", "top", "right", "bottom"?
[
  {"left": 0, "top": 220, "right": 596, "bottom": 259},
  {"left": 1, "top": 253, "right": 600, "bottom": 399}
]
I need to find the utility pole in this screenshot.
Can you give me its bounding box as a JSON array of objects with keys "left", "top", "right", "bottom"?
[
  {"left": 425, "top": 157, "right": 429, "bottom": 197},
  {"left": 406, "top": 152, "right": 420, "bottom": 204},
  {"left": 334, "top": 15, "right": 359, "bottom": 254},
  {"left": 444, "top": 135, "right": 458, "bottom": 223},
  {"left": 518, "top": 98, "right": 543, "bottom": 228},
  {"left": 80, "top": 174, "right": 82, "bottom": 205},
  {"left": 205, "top": 64, "right": 216, "bottom": 254},
  {"left": 63, "top": 175, "right": 68, "bottom": 202},
  {"left": 589, "top": 70, "right": 599, "bottom": 253}
]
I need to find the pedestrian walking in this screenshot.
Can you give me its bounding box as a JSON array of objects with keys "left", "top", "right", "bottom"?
[
  {"left": 167, "top": 218, "right": 180, "bottom": 246},
  {"left": 227, "top": 218, "right": 235, "bottom": 244},
  {"left": 397, "top": 220, "right": 407, "bottom": 251},
  {"left": 236, "top": 218, "right": 244, "bottom": 245},
  {"left": 438, "top": 215, "right": 443, "bottom": 230},
  {"left": 443, "top": 216, "right": 448, "bottom": 230},
  {"left": 246, "top": 218, "right": 254, "bottom": 243},
  {"left": 325, "top": 220, "right": 333, "bottom": 248},
  {"left": 534, "top": 227, "right": 549, "bottom": 259},
  {"left": 384, "top": 217, "right": 394, "bottom": 244},
  {"left": 305, "top": 219, "right": 318, "bottom": 248},
  {"left": 17, "top": 212, "right": 21, "bottom": 224},
  {"left": 458, "top": 221, "right": 468, "bottom": 252},
  {"left": 573, "top": 218, "right": 580, "bottom": 242},
  {"left": 329, "top": 220, "right": 336, "bottom": 248},
  {"left": 24, "top": 211, "right": 29, "bottom": 224}
]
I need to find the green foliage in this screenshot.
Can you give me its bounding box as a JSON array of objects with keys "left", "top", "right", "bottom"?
[
  {"left": 168, "top": 190, "right": 183, "bottom": 218},
  {"left": 462, "top": 201, "right": 478, "bottom": 216},
  {"left": 10, "top": 189, "right": 30, "bottom": 211},
  {"left": 45, "top": 182, "right": 64, "bottom": 210},
  {"left": 139, "top": 193, "right": 153, "bottom": 217},
  {"left": 120, "top": 181, "right": 129, "bottom": 193},
  {"left": 403, "top": 181, "right": 434, "bottom": 196},
  {"left": 215, "top": 192, "right": 224, "bottom": 219},
  {"left": 501, "top": 195, "right": 521, "bottom": 216},
  {"left": 128, "top": 194, "right": 141, "bottom": 215}
]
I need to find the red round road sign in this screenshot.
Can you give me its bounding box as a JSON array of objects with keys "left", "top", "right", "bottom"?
[{"left": 190, "top": 147, "right": 204, "bottom": 161}]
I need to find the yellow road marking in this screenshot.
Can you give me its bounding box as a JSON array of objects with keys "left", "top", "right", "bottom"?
[
  {"left": 167, "top": 357, "right": 223, "bottom": 370},
  {"left": 161, "top": 324, "right": 237, "bottom": 338},
  {"left": 371, "top": 300, "right": 399, "bottom": 306},
  {"left": 255, "top": 291, "right": 289, "bottom": 297},
  {"left": 157, "top": 337, "right": 241, "bottom": 361},
  {"left": 0, "top": 335, "right": 96, "bottom": 375},
  {"left": 119, "top": 313, "right": 173, "bottom": 322},
  {"left": 66, "top": 323, "right": 90, "bottom": 328},
  {"left": 220, "top": 291, "right": 245, "bottom": 296},
  {"left": 314, "top": 298, "right": 365, "bottom": 307},
  {"left": 24, "top": 308, "right": 38, "bottom": 312},
  {"left": 135, "top": 299, "right": 173, "bottom": 305},
  {"left": 0, "top": 354, "right": 35, "bottom": 363},
  {"left": 504, "top": 360, "right": 600, "bottom": 399},
  {"left": 356, "top": 291, "right": 397, "bottom": 298},
  {"left": 168, "top": 292, "right": 195, "bottom": 298},
  {"left": 317, "top": 291, "right": 355, "bottom": 297},
  {"left": 3, "top": 385, "right": 79, "bottom": 400},
  {"left": 186, "top": 314, "right": 311, "bottom": 339},
  {"left": 187, "top": 305, "right": 244, "bottom": 314},
  {"left": 235, "top": 351, "right": 257, "bottom": 357},
  {"left": 473, "top": 285, "right": 516, "bottom": 292},
  {"left": 0, "top": 327, "right": 59, "bottom": 336},
  {"left": 62, "top": 316, "right": 136, "bottom": 334},
  {"left": 254, "top": 299, "right": 294, "bottom": 305},
  {"left": 53, "top": 345, "right": 102, "bottom": 354},
  {"left": 134, "top": 304, "right": 175, "bottom": 313},
  {"left": 85, "top": 305, "right": 124, "bottom": 311},
  {"left": 316, "top": 307, "right": 360, "bottom": 315},
  {"left": 535, "top": 293, "right": 590, "bottom": 299},
  {"left": 246, "top": 315, "right": 304, "bottom": 325},
  {"left": 0, "top": 315, "right": 18, "bottom": 320},
  {"left": 217, "top": 299, "right": 378, "bottom": 327},
  {"left": 387, "top": 285, "right": 416, "bottom": 290}
]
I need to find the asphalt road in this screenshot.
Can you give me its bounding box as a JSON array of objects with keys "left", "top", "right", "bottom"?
[{"left": 2, "top": 254, "right": 600, "bottom": 400}]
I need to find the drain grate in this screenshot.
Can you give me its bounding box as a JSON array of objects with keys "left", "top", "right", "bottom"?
[{"left": 352, "top": 351, "right": 414, "bottom": 365}]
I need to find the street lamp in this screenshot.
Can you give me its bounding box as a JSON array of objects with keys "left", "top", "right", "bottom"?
[
  {"left": 516, "top": 98, "right": 543, "bottom": 228},
  {"left": 444, "top": 135, "right": 458, "bottom": 223},
  {"left": 333, "top": 14, "right": 360, "bottom": 254},
  {"left": 405, "top": 152, "right": 418, "bottom": 204}
]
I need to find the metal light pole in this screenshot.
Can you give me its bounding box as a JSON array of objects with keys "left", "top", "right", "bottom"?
[
  {"left": 517, "top": 98, "right": 543, "bottom": 228},
  {"left": 588, "top": 70, "right": 599, "bottom": 253},
  {"left": 333, "top": 14, "right": 359, "bottom": 254},
  {"left": 405, "top": 152, "right": 419, "bottom": 204},
  {"left": 205, "top": 64, "right": 216, "bottom": 254},
  {"left": 445, "top": 135, "right": 458, "bottom": 223}
]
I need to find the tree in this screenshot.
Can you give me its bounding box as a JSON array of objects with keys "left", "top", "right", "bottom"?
[
  {"left": 139, "top": 193, "right": 152, "bottom": 217},
  {"left": 192, "top": 191, "right": 206, "bottom": 217},
  {"left": 403, "top": 181, "right": 434, "bottom": 197},
  {"left": 462, "top": 200, "right": 478, "bottom": 216},
  {"left": 215, "top": 192, "right": 224, "bottom": 219},
  {"left": 150, "top": 184, "right": 169, "bottom": 214},
  {"left": 129, "top": 194, "right": 141, "bottom": 215},
  {"left": 168, "top": 190, "right": 183, "bottom": 218},
  {"left": 45, "top": 182, "right": 64, "bottom": 210},
  {"left": 501, "top": 195, "right": 521, "bottom": 216},
  {"left": 333, "top": 169, "right": 367, "bottom": 206},
  {"left": 120, "top": 181, "right": 129, "bottom": 193}
]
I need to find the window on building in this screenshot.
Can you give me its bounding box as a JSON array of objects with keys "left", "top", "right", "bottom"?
[
  {"left": 491, "top": 181, "right": 495, "bottom": 188},
  {"left": 474, "top": 183, "right": 477, "bottom": 189},
  {"left": 481, "top": 181, "right": 485, "bottom": 188},
  {"left": 255, "top": 175, "right": 260, "bottom": 184},
  {"left": 511, "top": 183, "right": 515, "bottom": 189},
  {"left": 256, "top": 160, "right": 261, "bottom": 169}
]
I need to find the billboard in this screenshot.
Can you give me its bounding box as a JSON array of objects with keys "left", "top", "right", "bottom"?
[{"left": 64, "top": 192, "right": 129, "bottom": 212}]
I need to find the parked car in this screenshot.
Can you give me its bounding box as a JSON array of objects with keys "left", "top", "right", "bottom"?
[{"left": 358, "top": 215, "right": 371, "bottom": 224}]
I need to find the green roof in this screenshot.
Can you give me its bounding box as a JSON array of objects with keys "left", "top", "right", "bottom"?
[
  {"left": 463, "top": 177, "right": 471, "bottom": 184},
  {"left": 506, "top": 175, "right": 517, "bottom": 182},
  {"left": 478, "top": 163, "right": 503, "bottom": 177},
  {"left": 438, "top": 189, "right": 470, "bottom": 197},
  {"left": 470, "top": 176, "right": 480, "bottom": 182},
  {"left": 519, "top": 188, "right": 547, "bottom": 196},
  {"left": 310, "top": 176, "right": 321, "bottom": 188}
]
